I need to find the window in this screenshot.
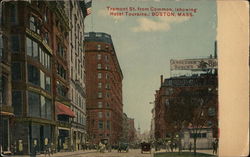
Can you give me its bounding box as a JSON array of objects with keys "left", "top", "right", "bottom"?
[
  {"left": 98, "top": 92, "right": 102, "bottom": 98},
  {"left": 106, "top": 92, "right": 110, "bottom": 98},
  {"left": 28, "top": 91, "right": 40, "bottom": 117},
  {"left": 97, "top": 64, "right": 101, "bottom": 69},
  {"left": 106, "top": 112, "right": 110, "bottom": 118},
  {"left": 97, "top": 44, "right": 101, "bottom": 50},
  {"left": 28, "top": 64, "right": 40, "bottom": 86},
  {"left": 57, "top": 64, "right": 66, "bottom": 79},
  {"left": 57, "top": 43, "right": 65, "bottom": 58},
  {"left": 97, "top": 54, "right": 101, "bottom": 60},
  {"left": 98, "top": 112, "right": 102, "bottom": 118},
  {"left": 98, "top": 102, "right": 102, "bottom": 108},
  {"left": 26, "top": 37, "right": 32, "bottom": 56},
  {"left": 40, "top": 71, "right": 45, "bottom": 89},
  {"left": 12, "top": 91, "right": 22, "bottom": 116},
  {"left": 44, "top": 32, "right": 49, "bottom": 44},
  {"left": 107, "top": 103, "right": 110, "bottom": 108},
  {"left": 106, "top": 73, "right": 109, "bottom": 79},
  {"left": 9, "top": 4, "right": 18, "bottom": 24},
  {"left": 0, "top": 35, "right": 3, "bottom": 58},
  {"left": 105, "top": 83, "right": 110, "bottom": 89},
  {"left": 98, "top": 73, "right": 102, "bottom": 79},
  {"left": 28, "top": 91, "right": 51, "bottom": 120},
  {"left": 11, "top": 35, "right": 20, "bottom": 53},
  {"left": 105, "top": 55, "right": 109, "bottom": 62},
  {"left": 98, "top": 82, "right": 102, "bottom": 89},
  {"left": 12, "top": 63, "right": 21, "bottom": 80},
  {"left": 208, "top": 107, "right": 216, "bottom": 116},
  {"left": 57, "top": 81, "right": 67, "bottom": 97},
  {"left": 107, "top": 120, "right": 110, "bottom": 130},
  {"left": 29, "top": 15, "right": 40, "bottom": 34},
  {"left": 98, "top": 120, "right": 103, "bottom": 129},
  {"left": 105, "top": 65, "right": 109, "bottom": 70}
]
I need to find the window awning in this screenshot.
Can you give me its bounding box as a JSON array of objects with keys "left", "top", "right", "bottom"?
[
  {"left": 0, "top": 111, "right": 14, "bottom": 116},
  {"left": 55, "top": 101, "right": 75, "bottom": 117}
]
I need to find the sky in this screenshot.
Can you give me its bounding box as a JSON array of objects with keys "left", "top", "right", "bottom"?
[{"left": 84, "top": 0, "right": 217, "bottom": 132}]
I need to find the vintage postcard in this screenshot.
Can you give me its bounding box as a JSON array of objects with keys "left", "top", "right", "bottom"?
[{"left": 0, "top": 0, "right": 248, "bottom": 157}]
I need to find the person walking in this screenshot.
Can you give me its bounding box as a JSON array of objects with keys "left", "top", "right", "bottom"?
[{"left": 189, "top": 142, "right": 192, "bottom": 152}]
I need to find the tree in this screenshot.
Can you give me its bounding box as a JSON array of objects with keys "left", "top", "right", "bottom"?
[{"left": 165, "top": 87, "right": 217, "bottom": 155}]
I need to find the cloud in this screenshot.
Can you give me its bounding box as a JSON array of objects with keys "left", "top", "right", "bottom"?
[
  {"left": 131, "top": 12, "right": 191, "bottom": 32},
  {"left": 98, "top": 8, "right": 125, "bottom": 22}
]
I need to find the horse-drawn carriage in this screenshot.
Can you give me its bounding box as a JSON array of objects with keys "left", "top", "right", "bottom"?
[{"left": 141, "top": 142, "right": 151, "bottom": 154}]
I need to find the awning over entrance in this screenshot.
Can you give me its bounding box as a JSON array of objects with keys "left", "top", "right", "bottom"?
[
  {"left": 55, "top": 102, "right": 75, "bottom": 117},
  {"left": 0, "top": 111, "right": 14, "bottom": 116}
]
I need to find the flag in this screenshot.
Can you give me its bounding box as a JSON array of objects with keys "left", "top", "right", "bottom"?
[{"left": 85, "top": 0, "right": 92, "bottom": 15}]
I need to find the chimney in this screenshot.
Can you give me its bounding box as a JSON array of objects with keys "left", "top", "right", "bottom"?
[{"left": 160, "top": 75, "right": 163, "bottom": 85}]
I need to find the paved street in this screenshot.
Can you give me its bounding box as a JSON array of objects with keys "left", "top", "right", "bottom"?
[{"left": 11, "top": 149, "right": 214, "bottom": 157}]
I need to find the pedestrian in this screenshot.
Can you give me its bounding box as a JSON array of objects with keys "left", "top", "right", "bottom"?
[
  {"left": 189, "top": 142, "right": 192, "bottom": 152},
  {"left": 212, "top": 139, "right": 218, "bottom": 155},
  {"left": 44, "top": 138, "right": 50, "bottom": 157},
  {"left": 30, "top": 141, "right": 37, "bottom": 157}
]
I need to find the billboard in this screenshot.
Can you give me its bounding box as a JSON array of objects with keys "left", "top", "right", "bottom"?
[{"left": 170, "top": 58, "right": 218, "bottom": 71}]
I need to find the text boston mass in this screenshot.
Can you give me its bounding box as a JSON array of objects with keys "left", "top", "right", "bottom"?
[{"left": 107, "top": 6, "right": 197, "bottom": 16}]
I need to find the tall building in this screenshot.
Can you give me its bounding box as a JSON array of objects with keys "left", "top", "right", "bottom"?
[
  {"left": 85, "top": 32, "right": 123, "bottom": 145},
  {"left": 0, "top": 0, "right": 13, "bottom": 153},
  {"left": 0, "top": 0, "right": 92, "bottom": 155},
  {"left": 64, "top": 0, "right": 87, "bottom": 151}
]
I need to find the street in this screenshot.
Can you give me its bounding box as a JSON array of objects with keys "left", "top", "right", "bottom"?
[{"left": 77, "top": 149, "right": 153, "bottom": 157}]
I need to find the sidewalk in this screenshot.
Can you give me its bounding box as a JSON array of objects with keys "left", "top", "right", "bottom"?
[
  {"left": 154, "top": 149, "right": 214, "bottom": 155},
  {"left": 6, "top": 150, "right": 97, "bottom": 157}
]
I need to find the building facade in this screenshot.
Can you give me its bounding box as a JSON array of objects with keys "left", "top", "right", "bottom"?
[
  {"left": 85, "top": 32, "right": 123, "bottom": 145},
  {"left": 64, "top": 0, "right": 87, "bottom": 151},
  {"left": 0, "top": 0, "right": 92, "bottom": 155},
  {"left": 1, "top": 1, "right": 71, "bottom": 154},
  {"left": 154, "top": 73, "right": 218, "bottom": 146},
  {"left": 0, "top": 0, "right": 13, "bottom": 153}
]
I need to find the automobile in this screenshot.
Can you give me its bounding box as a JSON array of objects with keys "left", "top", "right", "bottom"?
[
  {"left": 141, "top": 142, "right": 151, "bottom": 154},
  {"left": 118, "top": 143, "right": 129, "bottom": 153}
]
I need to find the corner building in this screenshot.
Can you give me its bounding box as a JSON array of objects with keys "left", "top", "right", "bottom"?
[
  {"left": 85, "top": 32, "right": 123, "bottom": 145},
  {"left": 3, "top": 1, "right": 71, "bottom": 154}
]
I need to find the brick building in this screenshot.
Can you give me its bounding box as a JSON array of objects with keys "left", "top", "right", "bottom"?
[
  {"left": 85, "top": 32, "right": 123, "bottom": 145},
  {"left": 154, "top": 73, "right": 218, "bottom": 146},
  {"left": 0, "top": 0, "right": 71, "bottom": 154}
]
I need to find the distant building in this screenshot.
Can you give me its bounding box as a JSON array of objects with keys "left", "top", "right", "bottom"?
[
  {"left": 85, "top": 32, "right": 123, "bottom": 145},
  {"left": 121, "top": 113, "right": 136, "bottom": 143},
  {"left": 154, "top": 73, "right": 218, "bottom": 149}
]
